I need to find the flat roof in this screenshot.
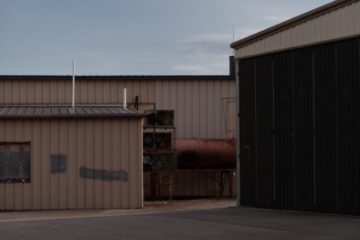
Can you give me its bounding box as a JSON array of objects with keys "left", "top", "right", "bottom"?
[
  {"left": 0, "top": 105, "right": 145, "bottom": 119},
  {"left": 231, "top": 0, "right": 355, "bottom": 49}
]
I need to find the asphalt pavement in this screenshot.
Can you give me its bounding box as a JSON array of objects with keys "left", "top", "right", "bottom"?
[{"left": 1, "top": 200, "right": 360, "bottom": 240}]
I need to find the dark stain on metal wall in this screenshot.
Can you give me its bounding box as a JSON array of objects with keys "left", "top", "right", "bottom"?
[{"left": 238, "top": 37, "right": 360, "bottom": 215}]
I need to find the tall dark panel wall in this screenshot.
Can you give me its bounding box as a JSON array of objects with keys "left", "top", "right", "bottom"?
[
  {"left": 273, "top": 52, "right": 294, "bottom": 209},
  {"left": 313, "top": 44, "right": 337, "bottom": 212},
  {"left": 336, "top": 39, "right": 360, "bottom": 214},
  {"left": 238, "top": 37, "right": 360, "bottom": 215},
  {"left": 292, "top": 48, "right": 314, "bottom": 211},
  {"left": 254, "top": 56, "right": 274, "bottom": 208},
  {"left": 239, "top": 59, "right": 256, "bottom": 206}
]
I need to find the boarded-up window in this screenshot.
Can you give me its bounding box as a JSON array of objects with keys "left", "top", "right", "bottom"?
[{"left": 0, "top": 143, "right": 31, "bottom": 182}]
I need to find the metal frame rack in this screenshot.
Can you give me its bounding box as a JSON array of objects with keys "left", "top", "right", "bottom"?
[{"left": 143, "top": 109, "right": 176, "bottom": 200}]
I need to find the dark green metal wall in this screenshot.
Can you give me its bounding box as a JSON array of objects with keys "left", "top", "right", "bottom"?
[{"left": 238, "top": 37, "right": 360, "bottom": 215}]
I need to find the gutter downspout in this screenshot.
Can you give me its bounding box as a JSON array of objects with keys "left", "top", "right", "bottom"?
[{"left": 72, "top": 60, "right": 76, "bottom": 109}]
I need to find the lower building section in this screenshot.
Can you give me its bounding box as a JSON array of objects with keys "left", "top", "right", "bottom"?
[
  {"left": 144, "top": 170, "right": 236, "bottom": 199},
  {"left": 0, "top": 118, "right": 144, "bottom": 210}
]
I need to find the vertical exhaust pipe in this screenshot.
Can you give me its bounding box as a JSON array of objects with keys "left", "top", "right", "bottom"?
[
  {"left": 123, "top": 88, "right": 127, "bottom": 109},
  {"left": 72, "top": 60, "right": 76, "bottom": 109}
]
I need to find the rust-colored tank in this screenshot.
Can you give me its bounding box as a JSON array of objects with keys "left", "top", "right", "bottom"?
[{"left": 175, "top": 138, "right": 236, "bottom": 169}]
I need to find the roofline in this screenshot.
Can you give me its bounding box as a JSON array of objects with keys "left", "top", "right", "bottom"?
[
  {"left": 0, "top": 105, "right": 146, "bottom": 120},
  {"left": 0, "top": 114, "right": 145, "bottom": 120},
  {"left": 0, "top": 75, "right": 234, "bottom": 81},
  {"left": 230, "top": 0, "right": 357, "bottom": 49}
]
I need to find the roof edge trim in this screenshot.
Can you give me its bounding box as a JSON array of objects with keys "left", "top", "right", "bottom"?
[{"left": 230, "top": 0, "right": 357, "bottom": 49}]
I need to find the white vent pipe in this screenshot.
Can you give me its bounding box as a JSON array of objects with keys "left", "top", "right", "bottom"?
[
  {"left": 123, "top": 88, "right": 127, "bottom": 109},
  {"left": 72, "top": 60, "right": 76, "bottom": 108}
]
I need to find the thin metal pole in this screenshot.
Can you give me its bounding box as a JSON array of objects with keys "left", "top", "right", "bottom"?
[
  {"left": 123, "top": 88, "right": 127, "bottom": 109},
  {"left": 72, "top": 60, "right": 76, "bottom": 109}
]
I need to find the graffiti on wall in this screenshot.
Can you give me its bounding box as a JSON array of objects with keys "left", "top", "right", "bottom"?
[
  {"left": 79, "top": 166, "right": 128, "bottom": 182},
  {"left": 50, "top": 154, "right": 67, "bottom": 174}
]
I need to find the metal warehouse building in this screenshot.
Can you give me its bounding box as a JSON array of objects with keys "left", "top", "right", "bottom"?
[
  {"left": 232, "top": 0, "right": 360, "bottom": 214},
  {"left": 0, "top": 71, "right": 236, "bottom": 205},
  {"left": 0, "top": 106, "right": 144, "bottom": 210}
]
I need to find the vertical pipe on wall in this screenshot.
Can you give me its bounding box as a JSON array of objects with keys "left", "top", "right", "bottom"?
[
  {"left": 235, "top": 58, "right": 241, "bottom": 207},
  {"left": 123, "top": 88, "right": 127, "bottom": 109},
  {"left": 72, "top": 60, "right": 76, "bottom": 109}
]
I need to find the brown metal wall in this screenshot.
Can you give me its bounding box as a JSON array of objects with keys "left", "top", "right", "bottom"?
[
  {"left": 0, "top": 76, "right": 236, "bottom": 199},
  {"left": 155, "top": 79, "right": 236, "bottom": 138},
  {"left": 0, "top": 78, "right": 155, "bottom": 105},
  {"left": 0, "top": 77, "right": 236, "bottom": 139},
  {"left": 0, "top": 118, "right": 143, "bottom": 210}
]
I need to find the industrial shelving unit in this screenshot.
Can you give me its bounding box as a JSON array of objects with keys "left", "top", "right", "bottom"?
[{"left": 143, "top": 109, "right": 177, "bottom": 200}]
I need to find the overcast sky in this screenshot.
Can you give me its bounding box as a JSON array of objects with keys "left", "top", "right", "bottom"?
[{"left": 0, "top": 0, "right": 331, "bottom": 75}]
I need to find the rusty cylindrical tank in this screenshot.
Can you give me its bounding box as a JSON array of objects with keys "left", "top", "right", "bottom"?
[{"left": 175, "top": 138, "right": 236, "bottom": 169}]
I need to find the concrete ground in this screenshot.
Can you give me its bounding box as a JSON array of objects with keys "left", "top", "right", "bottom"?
[{"left": 1, "top": 199, "right": 360, "bottom": 240}]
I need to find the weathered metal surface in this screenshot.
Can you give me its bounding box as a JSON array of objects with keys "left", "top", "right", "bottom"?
[
  {"left": 0, "top": 118, "right": 143, "bottom": 210},
  {"left": 0, "top": 75, "right": 236, "bottom": 199},
  {"left": 0, "top": 143, "right": 31, "bottom": 182},
  {"left": 234, "top": 1, "right": 360, "bottom": 59},
  {"left": 0, "top": 77, "right": 236, "bottom": 139},
  {"left": 175, "top": 139, "right": 236, "bottom": 169}
]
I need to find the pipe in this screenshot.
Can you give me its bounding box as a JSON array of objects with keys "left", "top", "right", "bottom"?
[
  {"left": 72, "top": 60, "right": 76, "bottom": 109},
  {"left": 175, "top": 138, "right": 236, "bottom": 169},
  {"left": 123, "top": 88, "right": 127, "bottom": 109}
]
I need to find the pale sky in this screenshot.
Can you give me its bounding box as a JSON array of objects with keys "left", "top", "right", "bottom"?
[{"left": 0, "top": 0, "right": 331, "bottom": 75}]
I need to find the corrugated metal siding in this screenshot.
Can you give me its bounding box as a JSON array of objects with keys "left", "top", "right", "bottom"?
[
  {"left": 273, "top": 52, "right": 294, "bottom": 209},
  {"left": 235, "top": 1, "right": 360, "bottom": 59},
  {"left": 238, "top": 36, "right": 360, "bottom": 215},
  {"left": 0, "top": 118, "right": 143, "bottom": 210},
  {"left": 0, "top": 78, "right": 236, "bottom": 138},
  {"left": 0, "top": 79, "right": 156, "bottom": 105},
  {"left": 0, "top": 77, "right": 236, "bottom": 199},
  {"left": 155, "top": 79, "right": 236, "bottom": 138},
  {"left": 238, "top": 59, "right": 256, "bottom": 206},
  {"left": 254, "top": 55, "right": 274, "bottom": 208}
]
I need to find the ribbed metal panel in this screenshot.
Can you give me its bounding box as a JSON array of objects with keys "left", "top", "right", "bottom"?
[
  {"left": 155, "top": 79, "right": 236, "bottom": 139},
  {"left": 238, "top": 59, "right": 256, "bottom": 206},
  {"left": 273, "top": 52, "right": 294, "bottom": 210},
  {"left": 313, "top": 43, "right": 337, "bottom": 213},
  {"left": 238, "top": 36, "right": 360, "bottom": 215},
  {"left": 0, "top": 76, "right": 236, "bottom": 199},
  {"left": 0, "top": 79, "right": 156, "bottom": 105},
  {"left": 235, "top": 1, "right": 360, "bottom": 59},
  {"left": 254, "top": 56, "right": 274, "bottom": 208},
  {"left": 0, "top": 78, "right": 236, "bottom": 139},
  {"left": 336, "top": 38, "right": 360, "bottom": 214},
  {"left": 0, "top": 118, "right": 143, "bottom": 210},
  {"left": 292, "top": 48, "right": 314, "bottom": 211},
  {"left": 0, "top": 105, "right": 143, "bottom": 119}
]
